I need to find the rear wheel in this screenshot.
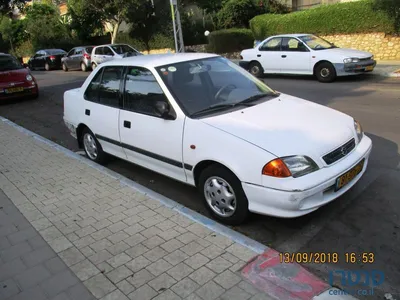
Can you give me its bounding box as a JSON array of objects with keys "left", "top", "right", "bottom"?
[
  {"left": 81, "top": 127, "right": 107, "bottom": 164},
  {"left": 62, "top": 63, "right": 68, "bottom": 72},
  {"left": 81, "top": 62, "right": 88, "bottom": 72},
  {"left": 248, "top": 61, "right": 263, "bottom": 78},
  {"left": 198, "top": 164, "right": 249, "bottom": 225},
  {"left": 45, "top": 63, "right": 50, "bottom": 71},
  {"left": 315, "top": 62, "right": 337, "bottom": 83}
]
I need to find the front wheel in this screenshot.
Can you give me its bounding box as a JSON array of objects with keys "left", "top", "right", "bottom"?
[
  {"left": 92, "top": 63, "right": 97, "bottom": 70},
  {"left": 62, "top": 63, "right": 68, "bottom": 72},
  {"left": 81, "top": 63, "right": 88, "bottom": 72},
  {"left": 81, "top": 128, "right": 107, "bottom": 164},
  {"left": 248, "top": 61, "right": 264, "bottom": 78},
  {"left": 315, "top": 62, "right": 337, "bottom": 83},
  {"left": 198, "top": 165, "right": 249, "bottom": 225}
]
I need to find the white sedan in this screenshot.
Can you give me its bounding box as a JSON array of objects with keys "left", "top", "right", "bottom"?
[
  {"left": 63, "top": 53, "right": 372, "bottom": 225},
  {"left": 240, "top": 34, "right": 376, "bottom": 82}
]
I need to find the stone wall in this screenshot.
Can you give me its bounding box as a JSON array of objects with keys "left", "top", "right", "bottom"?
[{"left": 321, "top": 33, "right": 400, "bottom": 61}]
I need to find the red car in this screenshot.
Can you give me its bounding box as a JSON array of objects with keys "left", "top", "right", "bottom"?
[{"left": 0, "top": 53, "right": 39, "bottom": 100}]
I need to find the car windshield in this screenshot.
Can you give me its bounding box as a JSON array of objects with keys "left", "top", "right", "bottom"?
[
  {"left": 298, "top": 35, "right": 336, "bottom": 50},
  {"left": 0, "top": 55, "right": 24, "bottom": 71},
  {"left": 111, "top": 44, "right": 137, "bottom": 54},
  {"left": 155, "top": 57, "right": 279, "bottom": 117},
  {"left": 47, "top": 49, "right": 66, "bottom": 55}
]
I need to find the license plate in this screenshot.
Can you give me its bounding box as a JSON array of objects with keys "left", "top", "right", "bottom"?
[
  {"left": 365, "top": 65, "right": 374, "bottom": 71},
  {"left": 335, "top": 159, "right": 365, "bottom": 191},
  {"left": 5, "top": 87, "right": 24, "bottom": 94}
]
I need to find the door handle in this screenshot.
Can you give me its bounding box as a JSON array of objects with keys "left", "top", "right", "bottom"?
[
  {"left": 85, "top": 109, "right": 90, "bottom": 116},
  {"left": 281, "top": 55, "right": 287, "bottom": 58},
  {"left": 257, "top": 54, "right": 261, "bottom": 57},
  {"left": 124, "top": 120, "right": 131, "bottom": 128}
]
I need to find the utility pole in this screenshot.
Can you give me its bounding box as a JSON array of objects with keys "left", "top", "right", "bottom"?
[{"left": 170, "top": 0, "right": 185, "bottom": 53}]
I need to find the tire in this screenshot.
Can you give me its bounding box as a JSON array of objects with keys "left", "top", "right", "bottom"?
[
  {"left": 81, "top": 62, "right": 88, "bottom": 72},
  {"left": 198, "top": 164, "right": 249, "bottom": 225},
  {"left": 315, "top": 62, "right": 337, "bottom": 83},
  {"left": 45, "top": 63, "right": 50, "bottom": 71},
  {"left": 62, "top": 63, "right": 68, "bottom": 72},
  {"left": 248, "top": 61, "right": 263, "bottom": 78},
  {"left": 81, "top": 127, "right": 107, "bottom": 164},
  {"left": 92, "top": 62, "right": 97, "bottom": 70}
]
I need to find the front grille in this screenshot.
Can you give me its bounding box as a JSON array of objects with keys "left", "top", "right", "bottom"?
[
  {"left": 359, "top": 57, "right": 372, "bottom": 61},
  {"left": 323, "top": 138, "right": 356, "bottom": 165}
]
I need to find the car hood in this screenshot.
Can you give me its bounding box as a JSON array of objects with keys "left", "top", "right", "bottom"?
[
  {"left": 322, "top": 48, "right": 372, "bottom": 58},
  {"left": 0, "top": 68, "right": 29, "bottom": 83},
  {"left": 200, "top": 94, "right": 355, "bottom": 163}
]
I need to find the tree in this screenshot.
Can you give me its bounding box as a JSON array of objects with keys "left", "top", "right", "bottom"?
[
  {"left": 0, "top": 15, "right": 25, "bottom": 53},
  {"left": 73, "top": 0, "right": 143, "bottom": 44},
  {"left": 0, "top": 0, "right": 25, "bottom": 16}
]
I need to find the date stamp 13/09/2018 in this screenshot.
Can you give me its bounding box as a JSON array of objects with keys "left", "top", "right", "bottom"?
[{"left": 279, "top": 252, "right": 375, "bottom": 264}]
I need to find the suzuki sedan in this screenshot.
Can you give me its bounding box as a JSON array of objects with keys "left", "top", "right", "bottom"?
[{"left": 63, "top": 53, "right": 372, "bottom": 225}]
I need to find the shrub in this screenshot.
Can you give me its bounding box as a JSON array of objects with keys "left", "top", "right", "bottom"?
[
  {"left": 115, "top": 32, "right": 174, "bottom": 52},
  {"left": 217, "top": 0, "right": 261, "bottom": 29},
  {"left": 206, "top": 28, "right": 253, "bottom": 53},
  {"left": 250, "top": 0, "right": 396, "bottom": 40},
  {"left": 14, "top": 40, "right": 35, "bottom": 57}
]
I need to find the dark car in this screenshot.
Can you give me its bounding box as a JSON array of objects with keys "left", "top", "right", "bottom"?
[
  {"left": 61, "top": 46, "right": 94, "bottom": 72},
  {"left": 0, "top": 53, "right": 39, "bottom": 100},
  {"left": 28, "top": 49, "right": 67, "bottom": 71}
]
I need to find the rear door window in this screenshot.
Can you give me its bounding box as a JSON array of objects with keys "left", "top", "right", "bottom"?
[{"left": 98, "top": 66, "right": 123, "bottom": 107}]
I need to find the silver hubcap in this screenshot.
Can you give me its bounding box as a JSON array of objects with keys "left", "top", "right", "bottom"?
[
  {"left": 204, "top": 176, "right": 236, "bottom": 217},
  {"left": 83, "top": 133, "right": 98, "bottom": 160},
  {"left": 320, "top": 68, "right": 330, "bottom": 78},
  {"left": 251, "top": 65, "right": 259, "bottom": 75}
]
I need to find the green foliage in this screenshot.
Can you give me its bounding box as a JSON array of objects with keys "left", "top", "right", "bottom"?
[
  {"left": 373, "top": 0, "right": 400, "bottom": 32},
  {"left": 250, "top": 0, "right": 396, "bottom": 40},
  {"left": 14, "top": 40, "right": 35, "bottom": 57},
  {"left": 0, "top": 16, "right": 26, "bottom": 52},
  {"left": 115, "top": 32, "right": 174, "bottom": 52},
  {"left": 24, "top": 3, "right": 72, "bottom": 50},
  {"left": 217, "top": 0, "right": 261, "bottom": 29},
  {"left": 206, "top": 28, "right": 253, "bottom": 53},
  {"left": 0, "top": 0, "right": 25, "bottom": 15},
  {"left": 181, "top": 12, "right": 207, "bottom": 46}
]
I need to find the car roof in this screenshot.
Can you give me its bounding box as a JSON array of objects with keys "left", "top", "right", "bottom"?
[
  {"left": 94, "top": 44, "right": 128, "bottom": 47},
  {"left": 99, "top": 53, "right": 220, "bottom": 68}
]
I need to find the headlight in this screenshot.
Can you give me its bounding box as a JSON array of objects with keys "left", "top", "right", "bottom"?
[
  {"left": 370, "top": 55, "right": 374, "bottom": 60},
  {"left": 354, "top": 119, "right": 363, "bottom": 143},
  {"left": 26, "top": 74, "right": 33, "bottom": 81},
  {"left": 343, "top": 58, "right": 360, "bottom": 64},
  {"left": 262, "top": 156, "right": 319, "bottom": 178}
]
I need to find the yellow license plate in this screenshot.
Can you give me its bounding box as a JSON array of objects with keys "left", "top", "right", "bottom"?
[
  {"left": 365, "top": 65, "right": 374, "bottom": 71},
  {"left": 5, "top": 87, "right": 24, "bottom": 94},
  {"left": 335, "top": 159, "right": 365, "bottom": 191}
]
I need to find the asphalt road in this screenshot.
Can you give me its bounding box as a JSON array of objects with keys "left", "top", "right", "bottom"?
[{"left": 1, "top": 70, "right": 399, "bottom": 299}]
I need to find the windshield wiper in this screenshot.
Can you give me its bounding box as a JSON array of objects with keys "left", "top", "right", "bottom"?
[{"left": 238, "top": 92, "right": 279, "bottom": 105}]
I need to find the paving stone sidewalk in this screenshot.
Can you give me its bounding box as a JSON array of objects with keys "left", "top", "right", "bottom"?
[{"left": 0, "top": 119, "right": 272, "bottom": 300}]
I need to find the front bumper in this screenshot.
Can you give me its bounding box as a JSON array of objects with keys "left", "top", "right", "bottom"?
[
  {"left": 334, "top": 60, "right": 377, "bottom": 76},
  {"left": 239, "top": 61, "right": 250, "bottom": 70},
  {"left": 0, "top": 84, "right": 38, "bottom": 99},
  {"left": 242, "top": 135, "right": 372, "bottom": 218}
]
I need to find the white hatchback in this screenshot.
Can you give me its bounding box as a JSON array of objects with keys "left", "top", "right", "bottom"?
[
  {"left": 63, "top": 53, "right": 372, "bottom": 225},
  {"left": 240, "top": 34, "right": 376, "bottom": 82}
]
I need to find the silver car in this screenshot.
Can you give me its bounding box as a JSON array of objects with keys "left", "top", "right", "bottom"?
[
  {"left": 61, "top": 46, "right": 94, "bottom": 72},
  {"left": 90, "top": 44, "right": 142, "bottom": 69}
]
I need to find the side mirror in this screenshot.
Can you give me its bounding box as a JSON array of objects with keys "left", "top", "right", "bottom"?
[{"left": 154, "top": 100, "right": 174, "bottom": 120}]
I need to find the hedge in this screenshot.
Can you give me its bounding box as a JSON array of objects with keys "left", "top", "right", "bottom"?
[
  {"left": 206, "top": 28, "right": 254, "bottom": 53},
  {"left": 250, "top": 0, "right": 396, "bottom": 40}
]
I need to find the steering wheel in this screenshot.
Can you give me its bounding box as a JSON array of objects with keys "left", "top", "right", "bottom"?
[
  {"left": 314, "top": 44, "right": 322, "bottom": 49},
  {"left": 215, "top": 84, "right": 236, "bottom": 101}
]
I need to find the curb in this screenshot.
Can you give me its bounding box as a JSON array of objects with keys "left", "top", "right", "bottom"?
[{"left": 0, "top": 116, "right": 358, "bottom": 299}]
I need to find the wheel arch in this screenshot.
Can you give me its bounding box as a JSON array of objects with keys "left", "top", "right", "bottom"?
[
  {"left": 76, "top": 123, "right": 90, "bottom": 148},
  {"left": 313, "top": 60, "right": 334, "bottom": 75},
  {"left": 193, "top": 160, "right": 241, "bottom": 188}
]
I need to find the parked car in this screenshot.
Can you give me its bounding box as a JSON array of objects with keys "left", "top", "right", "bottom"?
[
  {"left": 91, "top": 44, "right": 142, "bottom": 69},
  {"left": 61, "top": 46, "right": 94, "bottom": 72},
  {"left": 63, "top": 53, "right": 372, "bottom": 225},
  {"left": 28, "top": 49, "right": 67, "bottom": 71},
  {"left": 239, "top": 34, "right": 376, "bottom": 83},
  {"left": 0, "top": 53, "right": 38, "bottom": 100}
]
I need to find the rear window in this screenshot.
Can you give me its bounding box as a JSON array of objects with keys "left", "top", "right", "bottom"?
[
  {"left": 111, "top": 44, "right": 137, "bottom": 54},
  {"left": 47, "top": 49, "right": 66, "bottom": 55},
  {"left": 85, "top": 47, "right": 94, "bottom": 53}
]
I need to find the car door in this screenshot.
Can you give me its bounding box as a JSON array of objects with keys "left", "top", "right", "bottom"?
[
  {"left": 279, "top": 37, "right": 312, "bottom": 74},
  {"left": 72, "top": 48, "right": 83, "bottom": 69},
  {"left": 65, "top": 49, "right": 75, "bottom": 68},
  {"left": 102, "top": 46, "right": 115, "bottom": 63},
  {"left": 92, "top": 47, "right": 103, "bottom": 65},
  {"left": 30, "top": 52, "right": 41, "bottom": 68},
  {"left": 33, "top": 51, "right": 45, "bottom": 68},
  {"left": 119, "top": 66, "right": 187, "bottom": 183},
  {"left": 257, "top": 37, "right": 283, "bottom": 73},
  {"left": 82, "top": 66, "right": 125, "bottom": 159}
]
